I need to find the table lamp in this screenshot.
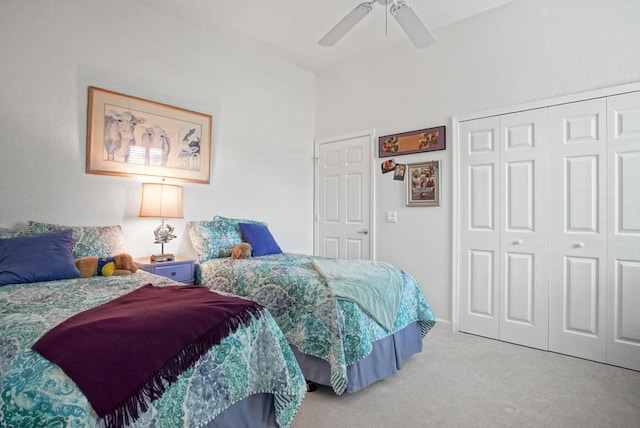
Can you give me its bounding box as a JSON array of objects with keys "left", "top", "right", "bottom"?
[{"left": 139, "top": 179, "right": 183, "bottom": 262}]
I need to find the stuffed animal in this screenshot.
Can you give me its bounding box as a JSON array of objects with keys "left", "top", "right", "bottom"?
[
  {"left": 75, "top": 253, "right": 139, "bottom": 278},
  {"left": 230, "top": 243, "right": 252, "bottom": 259}
]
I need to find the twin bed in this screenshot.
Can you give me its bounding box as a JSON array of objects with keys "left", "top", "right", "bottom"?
[
  {"left": 1, "top": 217, "right": 436, "bottom": 427},
  {"left": 189, "top": 216, "right": 436, "bottom": 394},
  {"left": 0, "top": 223, "right": 305, "bottom": 428}
]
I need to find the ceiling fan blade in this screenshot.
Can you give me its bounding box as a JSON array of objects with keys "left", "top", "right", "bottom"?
[
  {"left": 390, "top": 1, "right": 436, "bottom": 49},
  {"left": 318, "top": 2, "right": 375, "bottom": 47}
]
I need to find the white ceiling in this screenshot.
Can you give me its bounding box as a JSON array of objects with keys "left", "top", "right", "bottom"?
[{"left": 148, "top": 0, "right": 515, "bottom": 73}]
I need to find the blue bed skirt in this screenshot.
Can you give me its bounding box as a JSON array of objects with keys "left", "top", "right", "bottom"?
[
  {"left": 291, "top": 321, "right": 423, "bottom": 393},
  {"left": 204, "top": 393, "right": 277, "bottom": 427}
]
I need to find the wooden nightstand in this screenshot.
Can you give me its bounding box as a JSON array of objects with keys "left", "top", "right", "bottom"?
[{"left": 134, "top": 257, "right": 195, "bottom": 285}]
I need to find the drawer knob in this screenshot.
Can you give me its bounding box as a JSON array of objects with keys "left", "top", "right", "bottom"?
[{"left": 171, "top": 272, "right": 176, "bottom": 276}]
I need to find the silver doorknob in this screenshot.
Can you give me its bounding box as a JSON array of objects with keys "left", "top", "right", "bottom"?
[
  {"left": 513, "top": 239, "right": 523, "bottom": 245},
  {"left": 574, "top": 242, "right": 585, "bottom": 248},
  {"left": 357, "top": 229, "right": 369, "bottom": 235}
]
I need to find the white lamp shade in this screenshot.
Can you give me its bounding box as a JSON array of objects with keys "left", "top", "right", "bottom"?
[{"left": 139, "top": 183, "right": 184, "bottom": 218}]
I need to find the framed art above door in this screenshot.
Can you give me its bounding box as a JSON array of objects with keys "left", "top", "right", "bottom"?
[{"left": 379, "top": 126, "right": 445, "bottom": 157}]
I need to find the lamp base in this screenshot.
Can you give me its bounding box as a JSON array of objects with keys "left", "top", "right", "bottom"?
[{"left": 150, "top": 253, "right": 175, "bottom": 263}]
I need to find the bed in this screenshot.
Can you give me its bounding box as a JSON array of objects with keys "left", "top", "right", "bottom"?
[
  {"left": 188, "top": 216, "right": 437, "bottom": 394},
  {"left": 0, "top": 223, "right": 306, "bottom": 428}
]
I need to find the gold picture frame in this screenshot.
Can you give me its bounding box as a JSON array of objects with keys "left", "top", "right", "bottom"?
[
  {"left": 407, "top": 161, "right": 441, "bottom": 206},
  {"left": 86, "top": 86, "right": 212, "bottom": 184}
]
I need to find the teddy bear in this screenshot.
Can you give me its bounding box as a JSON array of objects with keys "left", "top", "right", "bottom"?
[
  {"left": 75, "top": 253, "right": 138, "bottom": 278},
  {"left": 230, "top": 243, "right": 252, "bottom": 259}
]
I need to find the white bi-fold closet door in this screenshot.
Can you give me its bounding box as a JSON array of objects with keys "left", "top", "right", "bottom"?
[
  {"left": 547, "top": 92, "right": 640, "bottom": 372},
  {"left": 458, "top": 109, "right": 549, "bottom": 351},
  {"left": 605, "top": 92, "right": 640, "bottom": 371},
  {"left": 548, "top": 99, "right": 608, "bottom": 363},
  {"left": 458, "top": 89, "right": 640, "bottom": 372}
]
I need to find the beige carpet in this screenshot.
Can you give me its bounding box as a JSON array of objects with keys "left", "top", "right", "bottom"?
[{"left": 291, "top": 328, "right": 640, "bottom": 428}]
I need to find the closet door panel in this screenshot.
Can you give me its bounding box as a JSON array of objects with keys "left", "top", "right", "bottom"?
[
  {"left": 564, "top": 257, "right": 599, "bottom": 334},
  {"left": 505, "top": 161, "right": 534, "bottom": 231},
  {"left": 565, "top": 156, "right": 599, "bottom": 231},
  {"left": 459, "top": 117, "right": 500, "bottom": 339},
  {"left": 549, "top": 99, "right": 607, "bottom": 362},
  {"left": 498, "top": 109, "right": 549, "bottom": 350},
  {"left": 468, "top": 250, "right": 495, "bottom": 316},
  {"left": 504, "top": 252, "right": 534, "bottom": 323},
  {"left": 607, "top": 91, "right": 640, "bottom": 371}
]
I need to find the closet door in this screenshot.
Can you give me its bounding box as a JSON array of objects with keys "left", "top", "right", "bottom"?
[
  {"left": 459, "top": 117, "right": 501, "bottom": 339},
  {"left": 548, "top": 99, "right": 607, "bottom": 362},
  {"left": 459, "top": 110, "right": 549, "bottom": 350},
  {"left": 606, "top": 91, "right": 640, "bottom": 371},
  {"left": 498, "top": 109, "right": 549, "bottom": 350}
]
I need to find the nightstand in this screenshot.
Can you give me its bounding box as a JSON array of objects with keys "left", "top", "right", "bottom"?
[{"left": 134, "top": 257, "right": 195, "bottom": 285}]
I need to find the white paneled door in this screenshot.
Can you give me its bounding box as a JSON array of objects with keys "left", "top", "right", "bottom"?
[
  {"left": 606, "top": 91, "right": 640, "bottom": 372},
  {"left": 549, "top": 99, "right": 608, "bottom": 363},
  {"left": 458, "top": 86, "right": 640, "bottom": 372},
  {"left": 458, "top": 109, "right": 549, "bottom": 350},
  {"left": 315, "top": 131, "right": 372, "bottom": 260},
  {"left": 498, "top": 109, "right": 549, "bottom": 350},
  {"left": 459, "top": 117, "right": 501, "bottom": 339}
]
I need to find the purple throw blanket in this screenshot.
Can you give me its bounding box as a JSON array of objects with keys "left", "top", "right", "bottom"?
[{"left": 32, "top": 284, "right": 262, "bottom": 428}]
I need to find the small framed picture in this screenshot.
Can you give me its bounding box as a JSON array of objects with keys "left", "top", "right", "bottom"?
[
  {"left": 381, "top": 158, "right": 396, "bottom": 174},
  {"left": 407, "top": 161, "right": 440, "bottom": 206},
  {"left": 394, "top": 164, "right": 406, "bottom": 181}
]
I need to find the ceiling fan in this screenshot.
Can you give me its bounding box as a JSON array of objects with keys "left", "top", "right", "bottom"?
[{"left": 318, "top": 0, "right": 436, "bottom": 49}]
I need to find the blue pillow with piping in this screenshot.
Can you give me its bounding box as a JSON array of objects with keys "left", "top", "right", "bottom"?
[
  {"left": 0, "top": 229, "right": 80, "bottom": 286},
  {"left": 237, "top": 223, "right": 282, "bottom": 257}
]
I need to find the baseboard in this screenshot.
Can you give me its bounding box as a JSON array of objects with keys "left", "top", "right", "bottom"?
[{"left": 432, "top": 318, "right": 452, "bottom": 332}]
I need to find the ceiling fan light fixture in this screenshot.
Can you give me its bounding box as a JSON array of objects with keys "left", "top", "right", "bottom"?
[
  {"left": 390, "top": 1, "right": 436, "bottom": 48},
  {"left": 318, "top": 2, "right": 375, "bottom": 47}
]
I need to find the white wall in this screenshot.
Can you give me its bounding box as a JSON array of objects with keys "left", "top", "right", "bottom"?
[
  {"left": 0, "top": 0, "right": 316, "bottom": 258},
  {"left": 315, "top": 0, "right": 640, "bottom": 327},
  {"left": 3, "top": 0, "right": 640, "bottom": 328}
]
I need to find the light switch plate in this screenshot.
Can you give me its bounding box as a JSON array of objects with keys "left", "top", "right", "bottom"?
[{"left": 386, "top": 211, "right": 398, "bottom": 223}]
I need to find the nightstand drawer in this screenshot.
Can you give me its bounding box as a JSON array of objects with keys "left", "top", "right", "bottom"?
[
  {"left": 134, "top": 257, "right": 195, "bottom": 285},
  {"left": 153, "top": 263, "right": 193, "bottom": 283}
]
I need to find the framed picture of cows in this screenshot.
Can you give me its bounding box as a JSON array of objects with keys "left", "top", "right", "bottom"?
[{"left": 86, "top": 86, "right": 212, "bottom": 184}]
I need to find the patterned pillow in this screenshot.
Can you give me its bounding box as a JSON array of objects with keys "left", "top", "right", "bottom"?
[
  {"left": 188, "top": 216, "right": 266, "bottom": 263},
  {"left": 0, "top": 228, "right": 26, "bottom": 239},
  {"left": 27, "top": 221, "right": 128, "bottom": 259},
  {"left": 187, "top": 221, "right": 229, "bottom": 263}
]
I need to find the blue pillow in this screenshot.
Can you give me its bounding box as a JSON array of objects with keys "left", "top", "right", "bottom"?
[
  {"left": 237, "top": 223, "right": 282, "bottom": 257},
  {"left": 0, "top": 229, "right": 80, "bottom": 286}
]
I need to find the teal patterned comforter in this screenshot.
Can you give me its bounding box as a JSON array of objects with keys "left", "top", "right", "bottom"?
[
  {"left": 0, "top": 270, "right": 306, "bottom": 427},
  {"left": 196, "top": 253, "right": 436, "bottom": 394}
]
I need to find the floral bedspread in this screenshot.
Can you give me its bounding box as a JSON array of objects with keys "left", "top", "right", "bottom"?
[
  {"left": 0, "top": 270, "right": 306, "bottom": 428},
  {"left": 197, "top": 253, "right": 436, "bottom": 394}
]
